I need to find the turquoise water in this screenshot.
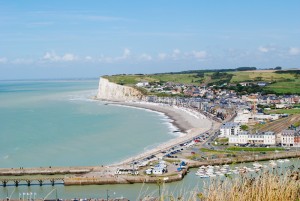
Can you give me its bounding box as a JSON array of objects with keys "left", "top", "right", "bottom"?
[{"left": 0, "top": 80, "right": 178, "bottom": 168}]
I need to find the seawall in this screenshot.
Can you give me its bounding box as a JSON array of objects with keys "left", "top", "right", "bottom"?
[{"left": 96, "top": 77, "right": 143, "bottom": 101}]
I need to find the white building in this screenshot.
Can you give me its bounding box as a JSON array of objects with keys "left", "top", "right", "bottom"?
[
  {"left": 152, "top": 160, "right": 167, "bottom": 175},
  {"left": 254, "top": 113, "right": 279, "bottom": 121},
  {"left": 219, "top": 122, "right": 241, "bottom": 137},
  {"left": 136, "top": 81, "right": 149, "bottom": 87},
  {"left": 229, "top": 131, "right": 276, "bottom": 145},
  {"left": 281, "top": 130, "right": 300, "bottom": 147},
  {"left": 228, "top": 131, "right": 248, "bottom": 144},
  {"left": 234, "top": 109, "right": 252, "bottom": 123}
]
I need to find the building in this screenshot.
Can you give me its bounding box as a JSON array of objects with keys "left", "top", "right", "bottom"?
[
  {"left": 219, "top": 122, "right": 241, "bottom": 137},
  {"left": 228, "top": 131, "right": 248, "bottom": 144},
  {"left": 152, "top": 161, "right": 167, "bottom": 175},
  {"left": 234, "top": 109, "right": 252, "bottom": 123},
  {"left": 136, "top": 81, "right": 149, "bottom": 87},
  {"left": 229, "top": 131, "right": 276, "bottom": 145},
  {"left": 281, "top": 129, "right": 300, "bottom": 147}
]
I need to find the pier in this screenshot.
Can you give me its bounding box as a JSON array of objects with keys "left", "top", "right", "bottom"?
[{"left": 0, "top": 177, "right": 64, "bottom": 187}]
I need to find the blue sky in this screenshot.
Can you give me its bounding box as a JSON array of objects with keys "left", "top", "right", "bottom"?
[{"left": 0, "top": 0, "right": 299, "bottom": 79}]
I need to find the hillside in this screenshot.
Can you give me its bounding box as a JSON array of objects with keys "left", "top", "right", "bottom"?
[{"left": 103, "top": 69, "right": 300, "bottom": 94}]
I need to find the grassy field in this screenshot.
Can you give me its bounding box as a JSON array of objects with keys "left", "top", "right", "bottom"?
[
  {"left": 103, "top": 73, "right": 204, "bottom": 85},
  {"left": 200, "top": 148, "right": 234, "bottom": 154},
  {"left": 226, "top": 147, "right": 284, "bottom": 152},
  {"left": 229, "top": 71, "right": 295, "bottom": 82},
  {"left": 265, "top": 79, "right": 300, "bottom": 94},
  {"left": 264, "top": 108, "right": 300, "bottom": 114},
  {"left": 104, "top": 69, "right": 300, "bottom": 94}
]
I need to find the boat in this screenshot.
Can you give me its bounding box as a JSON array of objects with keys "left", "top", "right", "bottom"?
[
  {"left": 206, "top": 168, "right": 214, "bottom": 172},
  {"left": 284, "top": 159, "right": 290, "bottom": 162},
  {"left": 247, "top": 168, "right": 255, "bottom": 172},
  {"left": 207, "top": 173, "right": 216, "bottom": 177},
  {"left": 254, "top": 168, "right": 261, "bottom": 172},
  {"left": 269, "top": 160, "right": 277, "bottom": 166},
  {"left": 216, "top": 172, "right": 225, "bottom": 176},
  {"left": 199, "top": 174, "right": 209, "bottom": 178},
  {"left": 196, "top": 172, "right": 209, "bottom": 178},
  {"left": 277, "top": 159, "right": 284, "bottom": 163},
  {"left": 253, "top": 162, "right": 263, "bottom": 168}
]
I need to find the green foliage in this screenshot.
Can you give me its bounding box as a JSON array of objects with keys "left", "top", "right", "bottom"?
[
  {"left": 236, "top": 67, "right": 257, "bottom": 71},
  {"left": 226, "top": 147, "right": 284, "bottom": 152},
  {"left": 104, "top": 69, "right": 300, "bottom": 95},
  {"left": 264, "top": 108, "right": 300, "bottom": 115},
  {"left": 241, "top": 125, "right": 249, "bottom": 131},
  {"left": 265, "top": 79, "right": 300, "bottom": 94},
  {"left": 275, "top": 70, "right": 300, "bottom": 74},
  {"left": 293, "top": 121, "right": 300, "bottom": 127}
]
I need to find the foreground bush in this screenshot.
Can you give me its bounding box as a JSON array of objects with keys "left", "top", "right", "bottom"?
[{"left": 142, "top": 168, "right": 300, "bottom": 201}]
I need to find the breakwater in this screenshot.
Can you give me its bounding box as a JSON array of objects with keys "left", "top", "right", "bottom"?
[
  {"left": 1, "top": 151, "right": 299, "bottom": 186},
  {"left": 64, "top": 169, "right": 187, "bottom": 186}
]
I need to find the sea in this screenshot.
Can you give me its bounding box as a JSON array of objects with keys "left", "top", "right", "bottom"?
[
  {"left": 1, "top": 79, "right": 300, "bottom": 200},
  {"left": 0, "top": 79, "right": 181, "bottom": 168}
]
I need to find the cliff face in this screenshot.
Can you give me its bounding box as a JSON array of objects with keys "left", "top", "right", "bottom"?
[{"left": 96, "top": 77, "right": 143, "bottom": 101}]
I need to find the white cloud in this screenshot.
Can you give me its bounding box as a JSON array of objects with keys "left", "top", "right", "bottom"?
[
  {"left": 171, "top": 48, "right": 181, "bottom": 59},
  {"left": 42, "top": 51, "right": 78, "bottom": 62},
  {"left": 139, "top": 53, "right": 152, "bottom": 61},
  {"left": 258, "top": 45, "right": 276, "bottom": 53},
  {"left": 114, "top": 48, "right": 131, "bottom": 61},
  {"left": 158, "top": 53, "right": 167, "bottom": 60},
  {"left": 43, "top": 51, "right": 60, "bottom": 61},
  {"left": 85, "top": 56, "right": 92, "bottom": 60},
  {"left": 62, "top": 53, "right": 77, "bottom": 61},
  {"left": 11, "top": 58, "right": 33, "bottom": 64},
  {"left": 289, "top": 47, "right": 300, "bottom": 55},
  {"left": 192, "top": 50, "right": 207, "bottom": 59},
  {"left": 173, "top": 48, "right": 180, "bottom": 55},
  {"left": 0, "top": 57, "right": 7, "bottom": 63},
  {"left": 123, "top": 48, "right": 131, "bottom": 58},
  {"left": 258, "top": 46, "right": 270, "bottom": 53}
]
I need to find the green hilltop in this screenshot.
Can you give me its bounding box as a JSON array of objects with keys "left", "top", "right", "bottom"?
[{"left": 103, "top": 68, "right": 300, "bottom": 95}]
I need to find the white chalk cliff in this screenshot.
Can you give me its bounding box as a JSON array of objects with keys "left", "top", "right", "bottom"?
[{"left": 96, "top": 77, "right": 143, "bottom": 101}]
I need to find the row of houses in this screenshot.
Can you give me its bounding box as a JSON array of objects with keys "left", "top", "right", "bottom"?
[
  {"left": 228, "top": 131, "right": 276, "bottom": 145},
  {"left": 220, "top": 122, "right": 300, "bottom": 147},
  {"left": 242, "top": 94, "right": 300, "bottom": 105}
]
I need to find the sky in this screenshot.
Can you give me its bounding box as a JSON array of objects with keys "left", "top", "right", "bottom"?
[{"left": 0, "top": 0, "right": 299, "bottom": 79}]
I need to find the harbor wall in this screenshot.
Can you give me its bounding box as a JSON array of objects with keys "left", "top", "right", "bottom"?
[{"left": 64, "top": 170, "right": 187, "bottom": 186}]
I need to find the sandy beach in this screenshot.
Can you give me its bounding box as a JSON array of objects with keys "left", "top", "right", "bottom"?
[{"left": 106, "top": 101, "right": 216, "bottom": 165}]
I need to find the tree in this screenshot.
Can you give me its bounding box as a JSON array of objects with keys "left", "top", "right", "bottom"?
[{"left": 241, "top": 125, "right": 249, "bottom": 131}]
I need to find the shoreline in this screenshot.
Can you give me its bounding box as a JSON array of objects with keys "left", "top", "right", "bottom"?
[{"left": 103, "top": 100, "right": 214, "bottom": 165}]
